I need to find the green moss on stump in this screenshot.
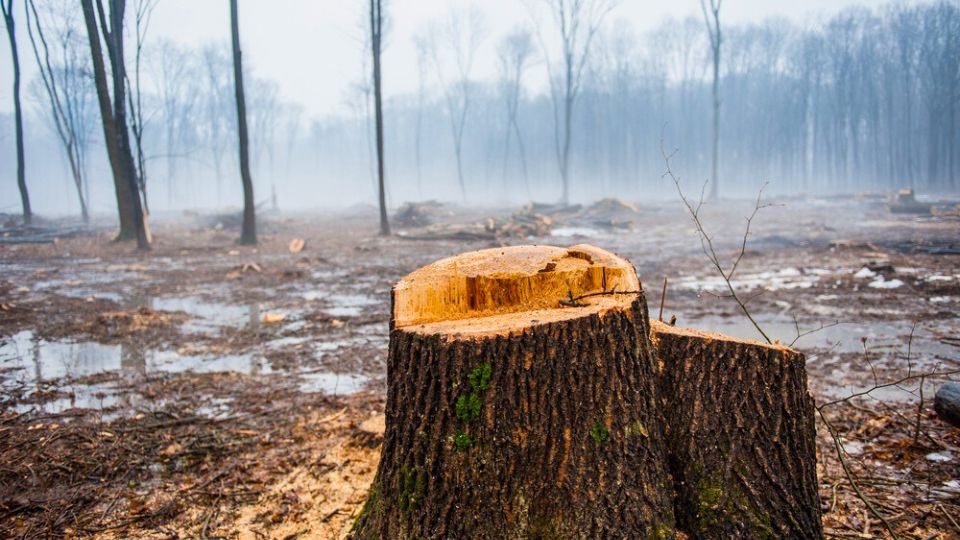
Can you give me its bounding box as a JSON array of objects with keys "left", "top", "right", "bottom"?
[{"left": 590, "top": 422, "right": 609, "bottom": 445}]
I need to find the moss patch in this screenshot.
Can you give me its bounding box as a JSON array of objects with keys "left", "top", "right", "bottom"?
[
  {"left": 453, "top": 431, "right": 473, "bottom": 451},
  {"left": 398, "top": 465, "right": 425, "bottom": 512},
  {"left": 590, "top": 422, "right": 609, "bottom": 445},
  {"left": 455, "top": 393, "right": 483, "bottom": 422},
  {"left": 452, "top": 362, "right": 493, "bottom": 450}
]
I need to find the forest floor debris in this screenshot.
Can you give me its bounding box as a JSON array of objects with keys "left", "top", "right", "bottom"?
[{"left": 0, "top": 196, "right": 958, "bottom": 538}]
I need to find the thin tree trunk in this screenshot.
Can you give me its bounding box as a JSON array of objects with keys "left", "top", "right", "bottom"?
[
  {"left": 560, "top": 96, "right": 573, "bottom": 206},
  {"left": 371, "top": 0, "right": 389, "bottom": 236},
  {"left": 81, "top": 0, "right": 142, "bottom": 242},
  {"left": 709, "top": 40, "right": 720, "bottom": 200},
  {"left": 2, "top": 1, "right": 32, "bottom": 224},
  {"left": 230, "top": 0, "right": 256, "bottom": 245},
  {"left": 702, "top": 0, "right": 722, "bottom": 201},
  {"left": 100, "top": 0, "right": 149, "bottom": 248},
  {"left": 66, "top": 143, "right": 90, "bottom": 221}
]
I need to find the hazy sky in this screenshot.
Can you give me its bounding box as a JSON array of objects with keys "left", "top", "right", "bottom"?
[{"left": 0, "top": 0, "right": 926, "bottom": 118}]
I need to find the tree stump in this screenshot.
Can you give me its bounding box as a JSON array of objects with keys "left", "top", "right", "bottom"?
[
  {"left": 352, "top": 244, "right": 675, "bottom": 539},
  {"left": 651, "top": 320, "right": 823, "bottom": 539}
]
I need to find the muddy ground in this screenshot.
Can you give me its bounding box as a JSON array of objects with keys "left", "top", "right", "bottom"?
[{"left": 1, "top": 194, "right": 958, "bottom": 539}]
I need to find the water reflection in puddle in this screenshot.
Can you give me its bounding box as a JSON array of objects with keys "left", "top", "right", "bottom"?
[
  {"left": 301, "top": 291, "right": 381, "bottom": 318},
  {"left": 298, "top": 372, "right": 368, "bottom": 395},
  {"left": 150, "top": 296, "right": 254, "bottom": 332},
  {"left": 0, "top": 331, "right": 285, "bottom": 414}
]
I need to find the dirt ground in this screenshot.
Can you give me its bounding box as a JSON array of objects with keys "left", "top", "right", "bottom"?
[{"left": 1, "top": 194, "right": 958, "bottom": 539}]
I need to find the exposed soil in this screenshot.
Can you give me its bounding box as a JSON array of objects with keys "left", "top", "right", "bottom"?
[{"left": 1, "top": 195, "right": 958, "bottom": 538}]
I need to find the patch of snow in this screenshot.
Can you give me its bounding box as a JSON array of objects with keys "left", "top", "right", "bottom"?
[
  {"left": 926, "top": 275, "right": 955, "bottom": 282},
  {"left": 678, "top": 267, "right": 817, "bottom": 293},
  {"left": 868, "top": 277, "right": 904, "bottom": 289},
  {"left": 853, "top": 267, "right": 877, "bottom": 279},
  {"left": 944, "top": 480, "right": 960, "bottom": 489},
  {"left": 815, "top": 294, "right": 839, "bottom": 301},
  {"left": 926, "top": 451, "right": 953, "bottom": 463},
  {"left": 842, "top": 440, "right": 865, "bottom": 456},
  {"left": 930, "top": 296, "right": 953, "bottom": 303}
]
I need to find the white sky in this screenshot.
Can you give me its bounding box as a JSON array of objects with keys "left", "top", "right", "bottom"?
[{"left": 0, "top": 0, "right": 927, "bottom": 118}]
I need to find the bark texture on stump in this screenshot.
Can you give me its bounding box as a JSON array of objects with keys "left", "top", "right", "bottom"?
[
  {"left": 651, "top": 320, "right": 823, "bottom": 539},
  {"left": 353, "top": 245, "right": 675, "bottom": 539}
]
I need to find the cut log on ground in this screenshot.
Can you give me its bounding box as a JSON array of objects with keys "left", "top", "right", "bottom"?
[
  {"left": 934, "top": 382, "right": 960, "bottom": 427},
  {"left": 352, "top": 244, "right": 675, "bottom": 539},
  {"left": 651, "top": 319, "right": 823, "bottom": 539}
]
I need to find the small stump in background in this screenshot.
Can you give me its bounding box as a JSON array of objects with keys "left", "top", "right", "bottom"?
[{"left": 352, "top": 244, "right": 675, "bottom": 538}]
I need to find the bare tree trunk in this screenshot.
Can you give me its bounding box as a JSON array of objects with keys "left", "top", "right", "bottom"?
[
  {"left": 1, "top": 1, "right": 32, "bottom": 224},
  {"left": 25, "top": 0, "right": 90, "bottom": 222},
  {"left": 371, "top": 0, "right": 390, "bottom": 236},
  {"left": 353, "top": 245, "right": 675, "bottom": 538},
  {"left": 126, "top": 0, "right": 156, "bottom": 216},
  {"left": 560, "top": 89, "right": 573, "bottom": 204},
  {"left": 701, "top": 0, "right": 722, "bottom": 201},
  {"left": 100, "top": 0, "right": 149, "bottom": 248},
  {"left": 230, "top": 0, "right": 256, "bottom": 245},
  {"left": 81, "top": 0, "right": 149, "bottom": 247}
]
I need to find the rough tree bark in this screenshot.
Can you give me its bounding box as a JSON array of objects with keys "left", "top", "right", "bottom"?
[
  {"left": 651, "top": 320, "right": 823, "bottom": 539},
  {"left": 1, "top": 0, "right": 32, "bottom": 224},
  {"left": 230, "top": 0, "right": 256, "bottom": 245},
  {"left": 353, "top": 245, "right": 676, "bottom": 539}
]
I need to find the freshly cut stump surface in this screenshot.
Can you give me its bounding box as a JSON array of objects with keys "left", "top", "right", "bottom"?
[
  {"left": 352, "top": 244, "right": 675, "bottom": 539},
  {"left": 651, "top": 320, "right": 823, "bottom": 539}
]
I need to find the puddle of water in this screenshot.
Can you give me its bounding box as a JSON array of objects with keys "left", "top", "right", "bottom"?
[
  {"left": 0, "top": 325, "right": 374, "bottom": 414},
  {"left": 678, "top": 315, "right": 952, "bottom": 358},
  {"left": 313, "top": 292, "right": 381, "bottom": 318},
  {"left": 150, "top": 296, "right": 254, "bottom": 332},
  {"left": 298, "top": 372, "right": 368, "bottom": 395},
  {"left": 675, "top": 313, "right": 956, "bottom": 403},
  {"left": 0, "top": 331, "right": 124, "bottom": 386},
  {"left": 146, "top": 349, "right": 272, "bottom": 375}
]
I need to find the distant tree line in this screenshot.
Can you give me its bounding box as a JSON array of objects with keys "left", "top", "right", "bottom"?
[{"left": 2, "top": 0, "right": 959, "bottom": 236}]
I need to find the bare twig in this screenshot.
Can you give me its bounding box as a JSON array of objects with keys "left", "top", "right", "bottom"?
[
  {"left": 559, "top": 289, "right": 642, "bottom": 308},
  {"left": 660, "top": 130, "right": 772, "bottom": 343},
  {"left": 658, "top": 276, "right": 668, "bottom": 322},
  {"left": 790, "top": 318, "right": 841, "bottom": 348},
  {"left": 818, "top": 368, "right": 960, "bottom": 410},
  {"left": 817, "top": 408, "right": 901, "bottom": 540}
]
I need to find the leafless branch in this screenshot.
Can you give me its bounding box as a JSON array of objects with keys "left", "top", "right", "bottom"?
[{"left": 659, "top": 129, "right": 772, "bottom": 343}]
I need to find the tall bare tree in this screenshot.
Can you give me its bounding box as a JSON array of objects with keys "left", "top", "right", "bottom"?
[
  {"left": 25, "top": 0, "right": 94, "bottom": 221},
  {"left": 701, "top": 0, "right": 722, "bottom": 200},
  {"left": 229, "top": 0, "right": 256, "bottom": 245},
  {"left": 125, "top": 0, "right": 157, "bottom": 214},
  {"left": 370, "top": 0, "right": 389, "bottom": 235},
  {"left": 81, "top": 0, "right": 149, "bottom": 249},
  {"left": 1, "top": 0, "right": 32, "bottom": 224},
  {"left": 497, "top": 28, "right": 533, "bottom": 193},
  {"left": 427, "top": 7, "right": 486, "bottom": 202},
  {"left": 533, "top": 0, "right": 620, "bottom": 205},
  {"left": 413, "top": 36, "right": 428, "bottom": 196}
]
